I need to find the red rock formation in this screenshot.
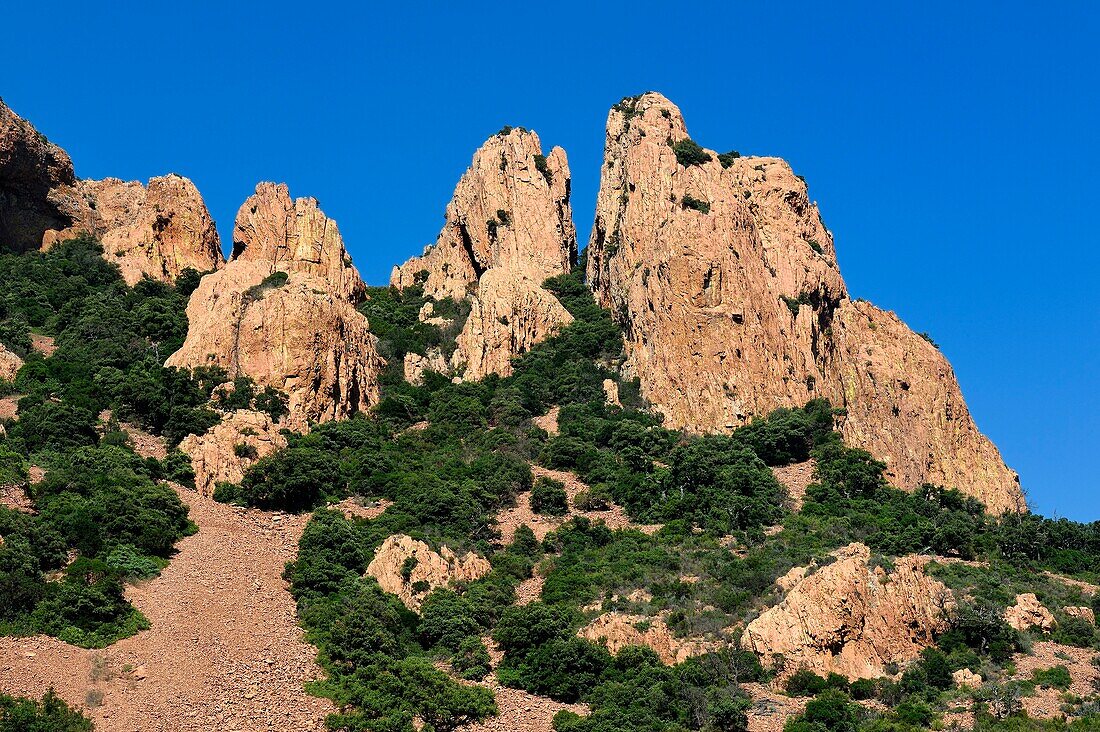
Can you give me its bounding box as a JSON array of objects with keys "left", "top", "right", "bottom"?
[
  {"left": 166, "top": 185, "right": 383, "bottom": 429},
  {"left": 0, "top": 343, "right": 22, "bottom": 382},
  {"left": 392, "top": 129, "right": 576, "bottom": 380},
  {"left": 1004, "top": 593, "right": 1056, "bottom": 632},
  {"left": 586, "top": 92, "right": 1022, "bottom": 512},
  {"left": 741, "top": 543, "right": 954, "bottom": 680},
  {"left": 233, "top": 182, "right": 364, "bottom": 302}
]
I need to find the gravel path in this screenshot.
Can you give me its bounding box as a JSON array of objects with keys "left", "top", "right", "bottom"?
[{"left": 0, "top": 484, "right": 334, "bottom": 732}]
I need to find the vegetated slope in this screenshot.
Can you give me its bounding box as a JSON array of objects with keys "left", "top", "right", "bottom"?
[{"left": 216, "top": 263, "right": 1100, "bottom": 732}]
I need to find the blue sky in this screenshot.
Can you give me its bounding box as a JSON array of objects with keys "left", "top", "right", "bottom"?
[{"left": 3, "top": 2, "right": 1097, "bottom": 519}]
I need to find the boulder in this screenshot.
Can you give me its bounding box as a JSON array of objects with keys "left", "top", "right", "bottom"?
[
  {"left": 741, "top": 543, "right": 953, "bottom": 680},
  {"left": 578, "top": 611, "right": 719, "bottom": 665},
  {"left": 365, "top": 534, "right": 491, "bottom": 611},
  {"left": 1004, "top": 593, "right": 1056, "bottom": 632},
  {"left": 0, "top": 343, "right": 22, "bottom": 382},
  {"left": 953, "top": 668, "right": 983, "bottom": 689},
  {"left": 585, "top": 92, "right": 1023, "bottom": 513},
  {"left": 1064, "top": 606, "right": 1096, "bottom": 624}
]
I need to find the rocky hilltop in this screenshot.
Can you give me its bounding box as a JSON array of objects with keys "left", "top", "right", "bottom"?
[
  {"left": 0, "top": 100, "right": 224, "bottom": 282},
  {"left": 586, "top": 92, "right": 1022, "bottom": 512},
  {"left": 166, "top": 183, "right": 383, "bottom": 429},
  {"left": 392, "top": 128, "right": 575, "bottom": 379}
]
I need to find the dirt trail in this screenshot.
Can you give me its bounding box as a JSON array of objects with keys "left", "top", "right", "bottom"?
[{"left": 0, "top": 484, "right": 334, "bottom": 732}]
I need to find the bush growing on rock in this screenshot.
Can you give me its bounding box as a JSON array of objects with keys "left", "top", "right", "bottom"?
[{"left": 531, "top": 476, "right": 568, "bottom": 515}]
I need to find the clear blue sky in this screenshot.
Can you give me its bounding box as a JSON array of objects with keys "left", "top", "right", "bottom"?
[{"left": 3, "top": 2, "right": 1097, "bottom": 520}]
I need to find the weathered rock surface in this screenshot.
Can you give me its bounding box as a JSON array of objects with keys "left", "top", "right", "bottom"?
[
  {"left": 452, "top": 268, "right": 573, "bottom": 379},
  {"left": 579, "top": 611, "right": 719, "bottom": 665},
  {"left": 1004, "top": 593, "right": 1056, "bottom": 632},
  {"left": 1, "top": 100, "right": 223, "bottom": 280},
  {"left": 392, "top": 128, "right": 574, "bottom": 300},
  {"left": 392, "top": 129, "right": 576, "bottom": 381},
  {"left": 586, "top": 92, "right": 1022, "bottom": 512},
  {"left": 233, "top": 182, "right": 364, "bottom": 301},
  {"left": 366, "top": 534, "right": 491, "bottom": 611},
  {"left": 166, "top": 261, "right": 383, "bottom": 429},
  {"left": 0, "top": 343, "right": 22, "bottom": 382},
  {"left": 178, "top": 410, "right": 287, "bottom": 495},
  {"left": 70, "top": 175, "right": 223, "bottom": 285},
  {"left": 741, "top": 543, "right": 953, "bottom": 679}
]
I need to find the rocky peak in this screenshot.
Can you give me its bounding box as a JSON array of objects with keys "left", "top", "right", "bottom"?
[
  {"left": 586, "top": 92, "right": 1022, "bottom": 512},
  {"left": 232, "top": 182, "right": 365, "bottom": 302},
  {"left": 71, "top": 174, "right": 224, "bottom": 285},
  {"left": 166, "top": 185, "right": 383, "bottom": 429},
  {"left": 391, "top": 128, "right": 577, "bottom": 381},
  {"left": 391, "top": 127, "right": 575, "bottom": 300}
]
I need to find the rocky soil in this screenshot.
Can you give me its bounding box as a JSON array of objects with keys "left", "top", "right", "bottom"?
[{"left": 0, "top": 484, "right": 334, "bottom": 732}]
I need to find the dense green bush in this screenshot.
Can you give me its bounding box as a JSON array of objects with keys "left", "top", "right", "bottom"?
[
  {"left": 672, "top": 138, "right": 713, "bottom": 167},
  {"left": 531, "top": 476, "right": 568, "bottom": 515},
  {"left": 0, "top": 690, "right": 93, "bottom": 732}
]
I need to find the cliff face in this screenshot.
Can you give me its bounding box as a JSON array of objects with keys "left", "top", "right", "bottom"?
[
  {"left": 166, "top": 185, "right": 383, "bottom": 429},
  {"left": 392, "top": 129, "right": 576, "bottom": 380},
  {"left": 586, "top": 92, "right": 1022, "bottom": 512},
  {"left": 0, "top": 99, "right": 89, "bottom": 253},
  {"left": 741, "top": 543, "right": 954, "bottom": 680},
  {"left": 1, "top": 100, "right": 224, "bottom": 281}
]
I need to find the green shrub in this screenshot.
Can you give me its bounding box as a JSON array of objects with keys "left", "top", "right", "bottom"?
[
  {"left": 231, "top": 447, "right": 341, "bottom": 511},
  {"left": 681, "top": 194, "right": 711, "bottom": 214},
  {"left": 718, "top": 150, "right": 741, "bottom": 168},
  {"left": 785, "top": 669, "right": 829, "bottom": 696},
  {"left": 1032, "top": 665, "right": 1072, "bottom": 690},
  {"left": 534, "top": 154, "right": 553, "bottom": 184},
  {"left": 242, "top": 270, "right": 289, "bottom": 302},
  {"left": 531, "top": 477, "right": 568, "bottom": 516},
  {"left": 0, "top": 690, "right": 93, "bottom": 731},
  {"left": 671, "top": 138, "right": 712, "bottom": 167},
  {"left": 452, "top": 636, "right": 492, "bottom": 681}
]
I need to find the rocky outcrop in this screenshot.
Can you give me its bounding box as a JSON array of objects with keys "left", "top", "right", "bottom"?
[
  {"left": 741, "top": 543, "right": 953, "bottom": 680},
  {"left": 391, "top": 128, "right": 574, "bottom": 300},
  {"left": 586, "top": 92, "right": 1022, "bottom": 512},
  {"left": 67, "top": 175, "right": 223, "bottom": 285},
  {"left": 953, "top": 668, "right": 983, "bottom": 689},
  {"left": 1064, "top": 606, "right": 1095, "bottom": 624},
  {"left": 403, "top": 348, "right": 450, "bottom": 386},
  {"left": 366, "top": 534, "right": 491, "bottom": 611},
  {"left": 166, "top": 262, "right": 382, "bottom": 429},
  {"left": 579, "top": 611, "right": 720, "bottom": 665},
  {"left": 391, "top": 129, "right": 576, "bottom": 381},
  {"left": 0, "top": 343, "right": 22, "bottom": 382},
  {"left": 451, "top": 268, "right": 573, "bottom": 379},
  {"left": 0, "top": 99, "right": 88, "bottom": 252},
  {"left": 178, "top": 410, "right": 287, "bottom": 495},
  {"left": 1004, "top": 593, "right": 1055, "bottom": 632},
  {"left": 232, "top": 182, "right": 364, "bottom": 302},
  {"left": 1, "top": 100, "right": 224, "bottom": 280},
  {"left": 167, "top": 185, "right": 382, "bottom": 429}
]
